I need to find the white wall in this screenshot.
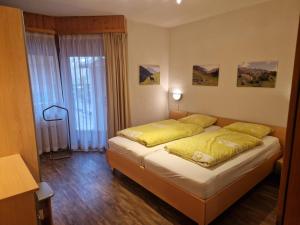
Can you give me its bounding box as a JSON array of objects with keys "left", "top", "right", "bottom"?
[
  {"left": 169, "top": 0, "right": 300, "bottom": 127},
  {"left": 127, "top": 20, "right": 170, "bottom": 126}
]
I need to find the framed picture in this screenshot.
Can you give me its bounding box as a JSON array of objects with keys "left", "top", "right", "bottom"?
[
  {"left": 237, "top": 60, "right": 278, "bottom": 88},
  {"left": 192, "top": 64, "right": 219, "bottom": 86},
  {"left": 139, "top": 65, "right": 160, "bottom": 85}
]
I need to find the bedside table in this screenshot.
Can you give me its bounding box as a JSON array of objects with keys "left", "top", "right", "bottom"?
[{"left": 275, "top": 157, "right": 284, "bottom": 175}]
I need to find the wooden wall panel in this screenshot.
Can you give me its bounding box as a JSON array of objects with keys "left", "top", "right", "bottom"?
[
  {"left": 23, "top": 12, "right": 56, "bottom": 34},
  {"left": 0, "top": 6, "right": 40, "bottom": 181},
  {"left": 23, "top": 12, "right": 127, "bottom": 34},
  {"left": 55, "top": 15, "right": 126, "bottom": 34}
]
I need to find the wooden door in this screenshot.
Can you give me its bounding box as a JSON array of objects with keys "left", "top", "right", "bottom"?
[
  {"left": 277, "top": 18, "right": 300, "bottom": 225},
  {"left": 0, "top": 5, "right": 40, "bottom": 181}
]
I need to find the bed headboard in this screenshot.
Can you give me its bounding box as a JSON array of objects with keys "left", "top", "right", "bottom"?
[{"left": 169, "top": 110, "right": 287, "bottom": 149}]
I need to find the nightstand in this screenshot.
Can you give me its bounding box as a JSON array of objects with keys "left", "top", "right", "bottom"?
[{"left": 275, "top": 157, "right": 284, "bottom": 175}]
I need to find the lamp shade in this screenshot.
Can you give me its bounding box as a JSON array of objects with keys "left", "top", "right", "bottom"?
[{"left": 172, "top": 89, "right": 182, "bottom": 101}]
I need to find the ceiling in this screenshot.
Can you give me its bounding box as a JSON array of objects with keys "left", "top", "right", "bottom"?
[{"left": 0, "top": 0, "right": 271, "bottom": 27}]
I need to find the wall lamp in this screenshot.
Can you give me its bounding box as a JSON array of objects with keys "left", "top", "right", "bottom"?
[{"left": 172, "top": 89, "right": 183, "bottom": 101}]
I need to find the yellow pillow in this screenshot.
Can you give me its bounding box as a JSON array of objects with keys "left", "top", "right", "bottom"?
[
  {"left": 179, "top": 114, "right": 217, "bottom": 128},
  {"left": 224, "top": 122, "right": 272, "bottom": 139}
]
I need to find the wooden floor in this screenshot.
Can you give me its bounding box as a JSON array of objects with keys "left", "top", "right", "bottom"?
[{"left": 40, "top": 152, "right": 280, "bottom": 225}]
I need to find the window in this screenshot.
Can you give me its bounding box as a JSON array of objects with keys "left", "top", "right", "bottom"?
[
  {"left": 26, "top": 32, "right": 67, "bottom": 153},
  {"left": 59, "top": 35, "right": 107, "bottom": 150},
  {"left": 69, "top": 56, "right": 100, "bottom": 131}
]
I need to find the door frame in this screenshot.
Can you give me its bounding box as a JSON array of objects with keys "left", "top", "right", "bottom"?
[{"left": 277, "top": 17, "right": 300, "bottom": 225}]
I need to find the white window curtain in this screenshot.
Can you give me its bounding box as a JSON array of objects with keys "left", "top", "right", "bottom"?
[
  {"left": 26, "top": 32, "right": 68, "bottom": 154},
  {"left": 59, "top": 35, "right": 107, "bottom": 151}
]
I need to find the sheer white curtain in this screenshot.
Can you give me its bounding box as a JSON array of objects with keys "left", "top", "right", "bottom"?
[
  {"left": 26, "top": 32, "right": 68, "bottom": 154},
  {"left": 59, "top": 35, "right": 107, "bottom": 151}
]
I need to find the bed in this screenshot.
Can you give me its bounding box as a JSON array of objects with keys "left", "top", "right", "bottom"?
[
  {"left": 106, "top": 111, "right": 285, "bottom": 225},
  {"left": 144, "top": 136, "right": 280, "bottom": 199},
  {"left": 108, "top": 125, "right": 220, "bottom": 166}
]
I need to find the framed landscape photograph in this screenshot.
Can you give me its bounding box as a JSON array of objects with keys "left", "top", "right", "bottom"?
[
  {"left": 192, "top": 64, "right": 219, "bottom": 86},
  {"left": 237, "top": 60, "right": 278, "bottom": 88},
  {"left": 139, "top": 65, "right": 160, "bottom": 85}
]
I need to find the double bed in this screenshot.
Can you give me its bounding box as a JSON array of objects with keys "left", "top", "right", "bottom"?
[
  {"left": 108, "top": 125, "right": 220, "bottom": 166},
  {"left": 106, "top": 111, "right": 285, "bottom": 225}
]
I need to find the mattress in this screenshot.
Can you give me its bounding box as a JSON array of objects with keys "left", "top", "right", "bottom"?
[
  {"left": 108, "top": 125, "right": 221, "bottom": 166},
  {"left": 143, "top": 136, "right": 281, "bottom": 199}
]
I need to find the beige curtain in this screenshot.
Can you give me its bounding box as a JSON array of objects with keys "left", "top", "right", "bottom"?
[{"left": 103, "top": 33, "right": 131, "bottom": 138}]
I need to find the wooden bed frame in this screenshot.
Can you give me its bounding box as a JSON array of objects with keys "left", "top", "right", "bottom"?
[{"left": 106, "top": 111, "right": 286, "bottom": 225}]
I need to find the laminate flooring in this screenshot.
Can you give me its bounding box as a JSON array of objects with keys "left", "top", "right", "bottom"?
[{"left": 40, "top": 152, "right": 280, "bottom": 225}]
